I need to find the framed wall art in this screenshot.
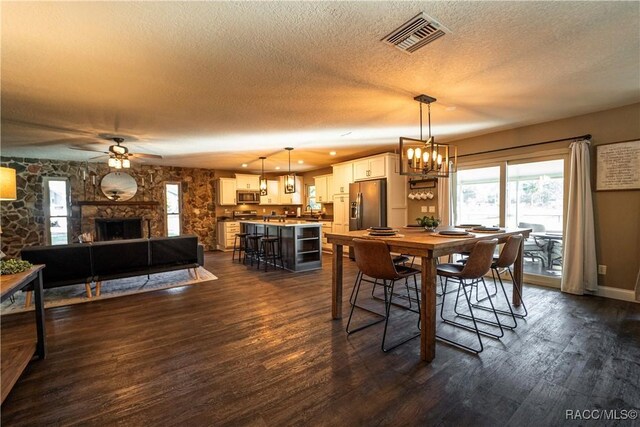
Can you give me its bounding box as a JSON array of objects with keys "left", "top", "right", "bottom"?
[{"left": 595, "top": 139, "right": 640, "bottom": 191}]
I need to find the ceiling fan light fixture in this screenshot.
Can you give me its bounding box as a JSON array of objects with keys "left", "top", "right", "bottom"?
[
  {"left": 284, "top": 147, "right": 296, "bottom": 194},
  {"left": 108, "top": 157, "right": 117, "bottom": 168},
  {"left": 122, "top": 158, "right": 131, "bottom": 169}
]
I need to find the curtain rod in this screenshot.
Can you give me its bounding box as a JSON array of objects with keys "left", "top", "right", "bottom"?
[{"left": 457, "top": 134, "right": 592, "bottom": 158}]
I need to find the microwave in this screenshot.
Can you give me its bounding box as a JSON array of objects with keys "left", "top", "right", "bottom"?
[{"left": 236, "top": 190, "right": 260, "bottom": 204}]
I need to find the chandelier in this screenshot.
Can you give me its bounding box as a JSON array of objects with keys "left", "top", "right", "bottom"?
[
  {"left": 259, "top": 156, "right": 268, "bottom": 196},
  {"left": 284, "top": 147, "right": 296, "bottom": 194},
  {"left": 107, "top": 138, "right": 131, "bottom": 169},
  {"left": 399, "top": 94, "right": 457, "bottom": 178}
]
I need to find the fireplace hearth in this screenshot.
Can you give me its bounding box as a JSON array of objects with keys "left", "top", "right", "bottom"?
[{"left": 95, "top": 218, "right": 143, "bottom": 241}]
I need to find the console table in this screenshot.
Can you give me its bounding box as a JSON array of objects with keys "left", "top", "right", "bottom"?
[{"left": 1, "top": 265, "right": 46, "bottom": 403}]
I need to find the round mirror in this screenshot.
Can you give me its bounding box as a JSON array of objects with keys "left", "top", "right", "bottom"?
[{"left": 100, "top": 172, "right": 137, "bottom": 201}]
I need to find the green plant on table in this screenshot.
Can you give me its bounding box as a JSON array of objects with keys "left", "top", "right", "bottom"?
[
  {"left": 0, "top": 259, "right": 33, "bottom": 275},
  {"left": 416, "top": 216, "right": 440, "bottom": 228}
]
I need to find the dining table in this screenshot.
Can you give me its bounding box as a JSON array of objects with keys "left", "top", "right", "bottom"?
[{"left": 326, "top": 227, "right": 532, "bottom": 362}]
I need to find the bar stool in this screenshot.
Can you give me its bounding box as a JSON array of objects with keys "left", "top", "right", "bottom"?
[
  {"left": 436, "top": 239, "right": 501, "bottom": 354},
  {"left": 232, "top": 232, "right": 249, "bottom": 263},
  {"left": 245, "top": 234, "right": 263, "bottom": 267},
  {"left": 259, "top": 236, "right": 284, "bottom": 271},
  {"left": 347, "top": 238, "right": 422, "bottom": 352}
]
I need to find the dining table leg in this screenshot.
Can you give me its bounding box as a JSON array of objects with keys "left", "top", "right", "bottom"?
[
  {"left": 332, "top": 244, "right": 343, "bottom": 319},
  {"left": 513, "top": 237, "right": 524, "bottom": 306},
  {"left": 421, "top": 255, "right": 437, "bottom": 362}
]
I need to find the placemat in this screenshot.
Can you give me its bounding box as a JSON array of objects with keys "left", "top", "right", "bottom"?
[
  {"left": 432, "top": 232, "right": 477, "bottom": 238},
  {"left": 362, "top": 233, "right": 405, "bottom": 238}
]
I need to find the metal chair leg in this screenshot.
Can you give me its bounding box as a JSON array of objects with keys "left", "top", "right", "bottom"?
[
  {"left": 436, "top": 277, "right": 484, "bottom": 354},
  {"left": 346, "top": 272, "right": 386, "bottom": 334},
  {"left": 381, "top": 279, "right": 420, "bottom": 352}
]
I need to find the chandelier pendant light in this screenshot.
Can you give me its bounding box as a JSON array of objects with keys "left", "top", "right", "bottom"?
[
  {"left": 399, "top": 94, "right": 457, "bottom": 178},
  {"left": 259, "top": 156, "right": 268, "bottom": 196},
  {"left": 284, "top": 147, "right": 296, "bottom": 194}
]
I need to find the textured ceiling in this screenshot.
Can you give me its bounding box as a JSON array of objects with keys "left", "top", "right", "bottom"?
[{"left": 1, "top": 1, "right": 639, "bottom": 172}]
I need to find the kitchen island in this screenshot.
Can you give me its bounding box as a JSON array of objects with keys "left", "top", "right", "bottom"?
[{"left": 239, "top": 220, "right": 322, "bottom": 272}]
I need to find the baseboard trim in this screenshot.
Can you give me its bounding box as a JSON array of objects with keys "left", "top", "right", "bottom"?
[{"left": 595, "top": 286, "right": 638, "bottom": 303}]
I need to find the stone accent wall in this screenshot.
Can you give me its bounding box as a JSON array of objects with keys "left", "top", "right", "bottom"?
[{"left": 0, "top": 157, "right": 217, "bottom": 257}]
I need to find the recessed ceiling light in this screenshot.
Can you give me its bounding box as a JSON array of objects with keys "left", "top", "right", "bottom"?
[
  {"left": 298, "top": 160, "right": 304, "bottom": 164},
  {"left": 241, "top": 163, "right": 248, "bottom": 168},
  {"left": 329, "top": 151, "right": 337, "bottom": 156},
  {"left": 275, "top": 166, "right": 281, "bottom": 170},
  {"left": 445, "top": 106, "right": 457, "bottom": 111}
]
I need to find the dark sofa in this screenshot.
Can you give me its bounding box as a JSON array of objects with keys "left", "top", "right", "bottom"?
[{"left": 21, "top": 235, "right": 205, "bottom": 301}]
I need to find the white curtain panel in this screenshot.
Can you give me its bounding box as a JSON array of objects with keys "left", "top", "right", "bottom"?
[
  {"left": 561, "top": 140, "right": 598, "bottom": 295},
  {"left": 437, "top": 176, "right": 452, "bottom": 226}
]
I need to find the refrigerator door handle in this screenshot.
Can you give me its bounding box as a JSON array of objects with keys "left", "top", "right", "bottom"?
[{"left": 357, "top": 192, "right": 363, "bottom": 230}]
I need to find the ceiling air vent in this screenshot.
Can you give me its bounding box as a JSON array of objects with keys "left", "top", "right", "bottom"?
[{"left": 382, "top": 12, "right": 450, "bottom": 54}]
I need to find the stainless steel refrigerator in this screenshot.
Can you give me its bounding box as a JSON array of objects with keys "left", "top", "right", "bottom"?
[{"left": 349, "top": 179, "right": 387, "bottom": 257}]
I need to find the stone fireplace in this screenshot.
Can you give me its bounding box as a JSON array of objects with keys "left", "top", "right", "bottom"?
[{"left": 95, "top": 218, "right": 143, "bottom": 241}]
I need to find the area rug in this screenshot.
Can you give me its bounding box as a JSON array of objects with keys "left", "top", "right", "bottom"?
[{"left": 1, "top": 267, "right": 217, "bottom": 315}]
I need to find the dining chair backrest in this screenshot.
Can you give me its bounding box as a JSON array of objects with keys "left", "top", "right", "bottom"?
[
  {"left": 460, "top": 239, "right": 498, "bottom": 279},
  {"left": 353, "top": 238, "right": 399, "bottom": 280},
  {"left": 494, "top": 235, "right": 523, "bottom": 269},
  {"left": 518, "top": 222, "right": 545, "bottom": 232}
]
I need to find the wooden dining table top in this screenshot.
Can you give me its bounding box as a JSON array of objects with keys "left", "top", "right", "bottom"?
[{"left": 326, "top": 227, "right": 532, "bottom": 255}]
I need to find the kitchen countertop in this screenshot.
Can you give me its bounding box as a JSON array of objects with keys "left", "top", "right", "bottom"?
[{"left": 238, "top": 220, "right": 323, "bottom": 227}]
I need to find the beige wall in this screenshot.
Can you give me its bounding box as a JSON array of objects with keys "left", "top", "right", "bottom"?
[{"left": 451, "top": 103, "right": 640, "bottom": 291}]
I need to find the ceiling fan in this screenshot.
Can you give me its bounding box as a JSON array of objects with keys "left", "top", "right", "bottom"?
[{"left": 70, "top": 136, "right": 162, "bottom": 168}]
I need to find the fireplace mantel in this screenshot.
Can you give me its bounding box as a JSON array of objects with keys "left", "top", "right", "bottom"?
[{"left": 76, "top": 201, "right": 159, "bottom": 207}]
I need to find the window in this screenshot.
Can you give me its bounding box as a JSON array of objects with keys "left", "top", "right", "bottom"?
[
  {"left": 454, "top": 166, "right": 501, "bottom": 227},
  {"left": 44, "top": 178, "right": 69, "bottom": 245},
  {"left": 165, "top": 182, "right": 181, "bottom": 237},
  {"left": 453, "top": 155, "right": 567, "bottom": 283},
  {"left": 307, "top": 185, "right": 321, "bottom": 210},
  {"left": 507, "top": 159, "right": 564, "bottom": 232}
]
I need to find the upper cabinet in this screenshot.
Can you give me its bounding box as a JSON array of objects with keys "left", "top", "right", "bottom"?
[
  {"left": 278, "top": 176, "right": 303, "bottom": 205},
  {"left": 235, "top": 174, "right": 260, "bottom": 190},
  {"left": 217, "top": 178, "right": 237, "bottom": 206},
  {"left": 259, "top": 180, "right": 280, "bottom": 205},
  {"left": 314, "top": 174, "right": 333, "bottom": 203},
  {"left": 353, "top": 156, "right": 386, "bottom": 181},
  {"left": 332, "top": 163, "right": 353, "bottom": 195}
]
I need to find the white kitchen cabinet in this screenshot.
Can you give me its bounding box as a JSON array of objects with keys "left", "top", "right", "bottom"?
[
  {"left": 278, "top": 176, "right": 302, "bottom": 205},
  {"left": 314, "top": 174, "right": 333, "bottom": 203},
  {"left": 353, "top": 155, "right": 386, "bottom": 180},
  {"left": 235, "top": 174, "right": 260, "bottom": 190},
  {"left": 321, "top": 222, "right": 333, "bottom": 251},
  {"left": 260, "top": 180, "right": 280, "bottom": 205},
  {"left": 217, "top": 178, "right": 237, "bottom": 206},
  {"left": 332, "top": 163, "right": 353, "bottom": 195},
  {"left": 332, "top": 194, "right": 350, "bottom": 234},
  {"left": 217, "top": 221, "right": 240, "bottom": 251}
]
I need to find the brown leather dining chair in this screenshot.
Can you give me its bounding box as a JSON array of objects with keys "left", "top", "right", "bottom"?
[
  {"left": 469, "top": 235, "right": 523, "bottom": 328},
  {"left": 436, "top": 239, "right": 501, "bottom": 354},
  {"left": 347, "top": 238, "right": 422, "bottom": 352}
]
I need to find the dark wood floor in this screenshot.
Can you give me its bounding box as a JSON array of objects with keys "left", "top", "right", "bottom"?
[{"left": 1, "top": 252, "right": 639, "bottom": 426}]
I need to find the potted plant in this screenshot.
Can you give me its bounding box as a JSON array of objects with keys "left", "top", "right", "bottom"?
[{"left": 416, "top": 215, "right": 440, "bottom": 232}]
